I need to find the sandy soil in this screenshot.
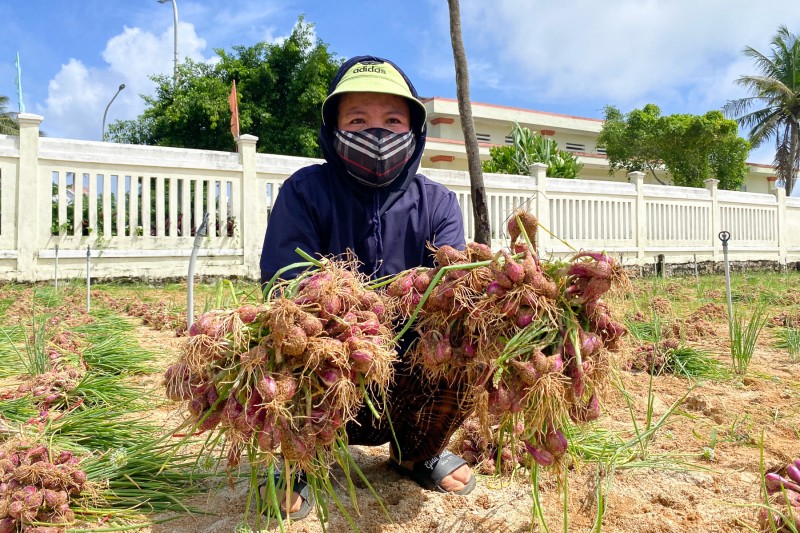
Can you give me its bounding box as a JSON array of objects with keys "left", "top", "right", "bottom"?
[
  {"left": 3, "top": 281, "right": 797, "bottom": 533},
  {"left": 126, "top": 300, "right": 799, "bottom": 533}
]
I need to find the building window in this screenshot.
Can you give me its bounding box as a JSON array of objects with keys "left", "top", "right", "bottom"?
[
  {"left": 504, "top": 135, "right": 513, "bottom": 144},
  {"left": 565, "top": 142, "right": 585, "bottom": 152},
  {"left": 476, "top": 133, "right": 491, "bottom": 143},
  {"left": 596, "top": 147, "right": 607, "bottom": 155}
]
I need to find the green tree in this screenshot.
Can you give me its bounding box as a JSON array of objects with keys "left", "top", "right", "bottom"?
[
  {"left": 597, "top": 104, "right": 662, "bottom": 181},
  {"left": 483, "top": 123, "right": 583, "bottom": 179},
  {"left": 598, "top": 104, "right": 749, "bottom": 190},
  {"left": 0, "top": 95, "right": 19, "bottom": 135},
  {"left": 723, "top": 25, "right": 800, "bottom": 195},
  {"left": 109, "top": 18, "right": 342, "bottom": 157}
]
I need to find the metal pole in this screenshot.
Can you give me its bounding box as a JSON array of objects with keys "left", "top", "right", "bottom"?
[
  {"left": 102, "top": 84, "right": 126, "bottom": 141},
  {"left": 86, "top": 245, "right": 91, "bottom": 312},
  {"left": 54, "top": 245, "right": 59, "bottom": 291},
  {"left": 719, "top": 231, "right": 733, "bottom": 331},
  {"left": 171, "top": 0, "right": 178, "bottom": 85},
  {"left": 158, "top": 0, "right": 179, "bottom": 85},
  {"left": 187, "top": 213, "right": 209, "bottom": 331}
]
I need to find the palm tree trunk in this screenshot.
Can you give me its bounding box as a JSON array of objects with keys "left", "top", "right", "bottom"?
[
  {"left": 447, "top": 0, "right": 491, "bottom": 245},
  {"left": 789, "top": 120, "right": 799, "bottom": 195}
]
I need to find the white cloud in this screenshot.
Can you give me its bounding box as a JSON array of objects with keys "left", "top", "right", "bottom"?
[
  {"left": 33, "top": 1, "right": 307, "bottom": 141},
  {"left": 179, "top": 1, "right": 284, "bottom": 44},
  {"left": 442, "top": 0, "right": 800, "bottom": 165},
  {"left": 682, "top": 56, "right": 754, "bottom": 114},
  {"left": 457, "top": 0, "right": 800, "bottom": 114},
  {"left": 38, "top": 22, "right": 211, "bottom": 141},
  {"left": 260, "top": 26, "right": 286, "bottom": 45},
  {"left": 40, "top": 59, "right": 105, "bottom": 140}
]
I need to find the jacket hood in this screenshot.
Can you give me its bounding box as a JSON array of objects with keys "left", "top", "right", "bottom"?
[{"left": 319, "top": 55, "right": 428, "bottom": 202}]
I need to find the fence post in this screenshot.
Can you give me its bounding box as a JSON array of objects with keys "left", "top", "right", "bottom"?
[
  {"left": 628, "top": 171, "right": 646, "bottom": 263},
  {"left": 237, "top": 134, "right": 260, "bottom": 279},
  {"left": 704, "top": 178, "right": 720, "bottom": 262},
  {"left": 16, "top": 113, "right": 44, "bottom": 282},
  {"left": 529, "top": 163, "right": 548, "bottom": 252},
  {"left": 774, "top": 186, "right": 787, "bottom": 265}
]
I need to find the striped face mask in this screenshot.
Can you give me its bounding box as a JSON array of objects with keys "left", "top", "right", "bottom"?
[{"left": 333, "top": 128, "right": 416, "bottom": 187}]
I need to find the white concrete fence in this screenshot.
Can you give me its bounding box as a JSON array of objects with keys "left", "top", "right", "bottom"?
[{"left": 1, "top": 113, "right": 798, "bottom": 282}]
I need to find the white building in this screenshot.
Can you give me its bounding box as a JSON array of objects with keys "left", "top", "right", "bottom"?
[{"left": 420, "top": 97, "right": 776, "bottom": 194}]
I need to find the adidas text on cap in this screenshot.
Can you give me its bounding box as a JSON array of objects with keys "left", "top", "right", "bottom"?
[{"left": 322, "top": 61, "right": 427, "bottom": 128}]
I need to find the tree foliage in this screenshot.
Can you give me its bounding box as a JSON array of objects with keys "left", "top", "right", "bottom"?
[
  {"left": 483, "top": 123, "right": 583, "bottom": 179},
  {"left": 108, "top": 18, "right": 342, "bottom": 157},
  {"left": 0, "top": 95, "right": 19, "bottom": 135},
  {"left": 598, "top": 104, "right": 750, "bottom": 190},
  {"left": 723, "top": 25, "right": 800, "bottom": 195}
]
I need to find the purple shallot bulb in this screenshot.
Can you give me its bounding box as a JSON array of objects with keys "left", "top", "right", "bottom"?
[{"left": 523, "top": 441, "right": 555, "bottom": 466}]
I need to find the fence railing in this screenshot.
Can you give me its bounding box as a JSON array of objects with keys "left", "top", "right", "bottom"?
[{"left": 1, "top": 113, "right": 797, "bottom": 282}]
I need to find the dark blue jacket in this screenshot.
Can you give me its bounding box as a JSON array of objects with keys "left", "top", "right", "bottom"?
[{"left": 260, "top": 56, "right": 465, "bottom": 284}]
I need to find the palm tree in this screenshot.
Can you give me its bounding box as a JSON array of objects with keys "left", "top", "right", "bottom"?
[
  {"left": 0, "top": 95, "right": 19, "bottom": 135},
  {"left": 724, "top": 26, "right": 800, "bottom": 195},
  {"left": 447, "top": 0, "right": 491, "bottom": 245}
]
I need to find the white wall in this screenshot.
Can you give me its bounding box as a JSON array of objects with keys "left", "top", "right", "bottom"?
[{"left": 0, "top": 116, "right": 796, "bottom": 282}]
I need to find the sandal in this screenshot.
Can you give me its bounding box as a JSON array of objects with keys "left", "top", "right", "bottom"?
[
  {"left": 259, "top": 470, "right": 314, "bottom": 521},
  {"left": 389, "top": 450, "right": 476, "bottom": 495}
]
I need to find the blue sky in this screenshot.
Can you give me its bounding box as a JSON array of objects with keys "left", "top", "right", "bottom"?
[{"left": 2, "top": 1, "right": 799, "bottom": 164}]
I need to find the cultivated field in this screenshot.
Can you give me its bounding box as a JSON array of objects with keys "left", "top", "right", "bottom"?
[{"left": 1, "top": 270, "right": 798, "bottom": 533}]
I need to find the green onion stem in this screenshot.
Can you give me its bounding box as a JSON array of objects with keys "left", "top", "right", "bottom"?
[
  {"left": 262, "top": 261, "right": 315, "bottom": 300},
  {"left": 359, "top": 375, "right": 382, "bottom": 420}
]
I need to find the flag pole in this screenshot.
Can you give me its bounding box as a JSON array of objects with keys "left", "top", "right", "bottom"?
[{"left": 15, "top": 52, "right": 26, "bottom": 114}]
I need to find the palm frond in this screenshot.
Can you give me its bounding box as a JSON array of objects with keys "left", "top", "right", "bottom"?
[
  {"left": 722, "top": 95, "right": 760, "bottom": 118},
  {"left": 741, "top": 47, "right": 782, "bottom": 79},
  {"left": 746, "top": 109, "right": 783, "bottom": 147},
  {"left": 0, "top": 95, "right": 19, "bottom": 135},
  {"left": 727, "top": 26, "right": 800, "bottom": 181},
  {"left": 735, "top": 75, "right": 794, "bottom": 99}
]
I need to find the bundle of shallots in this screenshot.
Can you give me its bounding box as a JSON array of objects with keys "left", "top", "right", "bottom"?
[
  {"left": 6, "top": 366, "right": 83, "bottom": 413},
  {"left": 387, "top": 209, "right": 628, "bottom": 470},
  {"left": 0, "top": 442, "right": 86, "bottom": 533},
  {"left": 164, "top": 260, "right": 397, "bottom": 478}
]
